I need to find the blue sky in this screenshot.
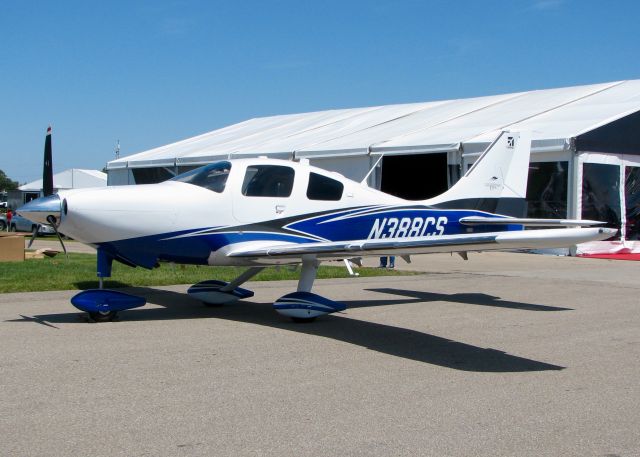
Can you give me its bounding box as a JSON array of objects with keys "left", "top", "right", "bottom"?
[{"left": 1, "top": 0, "right": 639, "bottom": 184}]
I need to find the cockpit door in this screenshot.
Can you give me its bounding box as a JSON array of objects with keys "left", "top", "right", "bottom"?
[{"left": 232, "top": 164, "right": 296, "bottom": 223}]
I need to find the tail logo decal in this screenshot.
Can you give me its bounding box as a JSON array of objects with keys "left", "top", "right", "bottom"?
[{"left": 486, "top": 174, "right": 503, "bottom": 191}]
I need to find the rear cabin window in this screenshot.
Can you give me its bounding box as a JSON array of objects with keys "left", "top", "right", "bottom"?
[
  {"left": 306, "top": 172, "right": 344, "bottom": 201},
  {"left": 170, "top": 161, "right": 231, "bottom": 193},
  {"left": 242, "top": 165, "right": 295, "bottom": 197}
]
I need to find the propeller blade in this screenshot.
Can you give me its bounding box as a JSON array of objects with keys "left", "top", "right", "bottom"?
[
  {"left": 27, "top": 225, "right": 38, "bottom": 248},
  {"left": 46, "top": 215, "right": 67, "bottom": 259},
  {"left": 43, "top": 126, "right": 54, "bottom": 197},
  {"left": 54, "top": 229, "right": 67, "bottom": 258}
]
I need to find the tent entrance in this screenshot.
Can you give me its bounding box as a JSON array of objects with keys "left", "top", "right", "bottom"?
[{"left": 380, "top": 153, "right": 448, "bottom": 200}]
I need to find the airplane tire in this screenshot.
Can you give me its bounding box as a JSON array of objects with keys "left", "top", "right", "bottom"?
[
  {"left": 291, "top": 316, "right": 317, "bottom": 323},
  {"left": 88, "top": 311, "right": 118, "bottom": 322}
]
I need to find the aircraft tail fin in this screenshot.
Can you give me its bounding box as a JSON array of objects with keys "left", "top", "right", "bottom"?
[{"left": 424, "top": 131, "right": 532, "bottom": 217}]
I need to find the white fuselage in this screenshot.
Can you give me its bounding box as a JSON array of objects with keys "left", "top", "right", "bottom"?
[{"left": 57, "top": 159, "right": 401, "bottom": 244}]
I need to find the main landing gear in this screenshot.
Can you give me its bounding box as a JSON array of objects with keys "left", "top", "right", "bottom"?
[
  {"left": 272, "top": 257, "right": 346, "bottom": 322},
  {"left": 189, "top": 258, "right": 346, "bottom": 322},
  {"left": 187, "top": 267, "right": 263, "bottom": 305}
]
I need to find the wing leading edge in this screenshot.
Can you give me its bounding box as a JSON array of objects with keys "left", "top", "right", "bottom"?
[{"left": 224, "top": 227, "right": 616, "bottom": 263}]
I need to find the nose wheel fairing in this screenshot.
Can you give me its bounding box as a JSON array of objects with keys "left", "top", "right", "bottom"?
[
  {"left": 70, "top": 248, "right": 146, "bottom": 322},
  {"left": 71, "top": 289, "right": 146, "bottom": 314}
]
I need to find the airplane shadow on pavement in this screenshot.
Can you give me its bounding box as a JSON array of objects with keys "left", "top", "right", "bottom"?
[
  {"left": 363, "top": 288, "right": 573, "bottom": 312},
  {"left": 10, "top": 286, "right": 566, "bottom": 373}
]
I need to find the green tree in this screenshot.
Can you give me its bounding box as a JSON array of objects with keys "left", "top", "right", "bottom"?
[{"left": 0, "top": 169, "right": 19, "bottom": 191}]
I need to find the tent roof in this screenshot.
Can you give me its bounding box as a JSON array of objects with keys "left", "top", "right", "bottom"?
[
  {"left": 20, "top": 169, "right": 107, "bottom": 191},
  {"left": 108, "top": 79, "right": 640, "bottom": 169}
]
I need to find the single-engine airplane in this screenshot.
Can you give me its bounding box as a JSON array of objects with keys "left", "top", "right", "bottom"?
[{"left": 18, "top": 131, "right": 614, "bottom": 322}]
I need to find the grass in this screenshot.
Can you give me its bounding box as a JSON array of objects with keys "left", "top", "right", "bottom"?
[{"left": 0, "top": 252, "right": 417, "bottom": 293}]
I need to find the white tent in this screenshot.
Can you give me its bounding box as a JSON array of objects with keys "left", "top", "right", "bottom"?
[
  {"left": 20, "top": 169, "right": 107, "bottom": 192},
  {"left": 108, "top": 80, "right": 640, "bottom": 170}
]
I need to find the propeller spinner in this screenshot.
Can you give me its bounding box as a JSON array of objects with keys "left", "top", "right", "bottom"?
[{"left": 17, "top": 193, "right": 67, "bottom": 256}]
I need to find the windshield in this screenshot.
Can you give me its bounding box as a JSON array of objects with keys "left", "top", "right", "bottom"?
[{"left": 170, "top": 161, "right": 231, "bottom": 193}]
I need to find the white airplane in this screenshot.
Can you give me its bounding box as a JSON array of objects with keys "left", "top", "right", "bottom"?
[{"left": 18, "top": 131, "right": 614, "bottom": 322}]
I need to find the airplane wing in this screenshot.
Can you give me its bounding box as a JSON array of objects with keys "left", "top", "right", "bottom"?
[
  {"left": 459, "top": 216, "right": 604, "bottom": 227},
  {"left": 224, "top": 227, "right": 615, "bottom": 263}
]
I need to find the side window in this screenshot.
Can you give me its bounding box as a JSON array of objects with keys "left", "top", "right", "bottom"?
[
  {"left": 242, "top": 165, "right": 295, "bottom": 197},
  {"left": 306, "top": 172, "right": 344, "bottom": 201}
]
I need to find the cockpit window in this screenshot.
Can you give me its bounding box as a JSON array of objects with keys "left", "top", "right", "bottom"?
[
  {"left": 242, "top": 165, "right": 294, "bottom": 197},
  {"left": 306, "top": 172, "right": 344, "bottom": 201},
  {"left": 170, "top": 161, "right": 231, "bottom": 193}
]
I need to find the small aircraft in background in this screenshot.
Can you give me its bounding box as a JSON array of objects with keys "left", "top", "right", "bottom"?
[{"left": 18, "top": 131, "right": 614, "bottom": 322}]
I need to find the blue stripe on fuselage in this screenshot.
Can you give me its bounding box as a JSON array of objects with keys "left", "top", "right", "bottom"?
[
  {"left": 96, "top": 208, "right": 522, "bottom": 267},
  {"left": 287, "top": 207, "right": 520, "bottom": 241},
  {"left": 96, "top": 229, "right": 321, "bottom": 267}
]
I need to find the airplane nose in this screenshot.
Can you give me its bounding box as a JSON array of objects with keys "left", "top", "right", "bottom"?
[{"left": 17, "top": 194, "right": 62, "bottom": 225}]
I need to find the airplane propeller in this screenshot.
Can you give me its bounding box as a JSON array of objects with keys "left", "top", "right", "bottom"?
[
  {"left": 42, "top": 127, "right": 67, "bottom": 256},
  {"left": 22, "top": 127, "right": 67, "bottom": 257},
  {"left": 27, "top": 225, "right": 38, "bottom": 248}
]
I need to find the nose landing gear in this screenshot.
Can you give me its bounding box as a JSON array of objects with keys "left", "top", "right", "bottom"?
[{"left": 70, "top": 249, "right": 146, "bottom": 322}]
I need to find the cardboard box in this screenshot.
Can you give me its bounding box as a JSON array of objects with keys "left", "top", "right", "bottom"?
[{"left": 0, "top": 233, "right": 26, "bottom": 262}]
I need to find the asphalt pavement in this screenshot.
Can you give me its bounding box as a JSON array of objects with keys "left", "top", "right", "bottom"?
[{"left": 1, "top": 252, "right": 639, "bottom": 456}]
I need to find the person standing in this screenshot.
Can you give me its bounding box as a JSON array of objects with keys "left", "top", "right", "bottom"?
[
  {"left": 378, "top": 256, "right": 395, "bottom": 269},
  {"left": 6, "top": 208, "right": 12, "bottom": 231}
]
